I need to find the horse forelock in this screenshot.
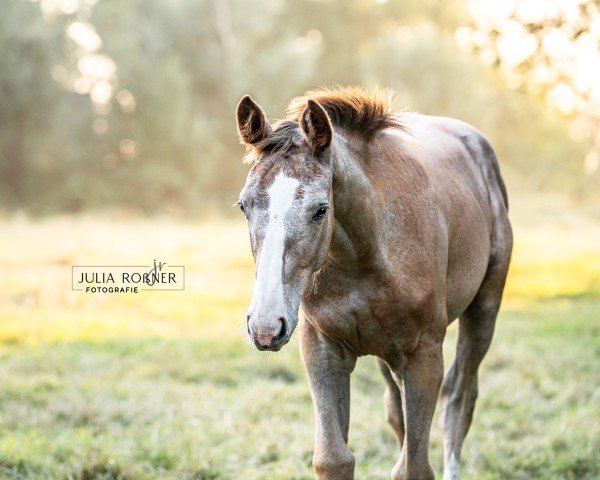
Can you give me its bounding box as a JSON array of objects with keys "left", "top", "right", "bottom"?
[{"left": 244, "top": 121, "right": 304, "bottom": 162}]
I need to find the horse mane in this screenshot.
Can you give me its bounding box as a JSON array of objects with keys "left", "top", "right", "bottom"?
[
  {"left": 287, "top": 86, "right": 404, "bottom": 138},
  {"left": 251, "top": 87, "right": 403, "bottom": 158}
]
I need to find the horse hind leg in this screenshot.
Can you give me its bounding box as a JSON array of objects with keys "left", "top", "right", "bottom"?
[
  {"left": 440, "top": 275, "right": 508, "bottom": 480},
  {"left": 440, "top": 165, "right": 512, "bottom": 479},
  {"left": 377, "top": 359, "right": 405, "bottom": 449}
]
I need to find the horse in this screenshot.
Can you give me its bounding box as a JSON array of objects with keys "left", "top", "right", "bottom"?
[{"left": 235, "top": 87, "right": 512, "bottom": 480}]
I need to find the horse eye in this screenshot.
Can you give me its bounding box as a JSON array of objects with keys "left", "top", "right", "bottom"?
[
  {"left": 238, "top": 202, "right": 246, "bottom": 215},
  {"left": 313, "top": 207, "right": 328, "bottom": 220}
]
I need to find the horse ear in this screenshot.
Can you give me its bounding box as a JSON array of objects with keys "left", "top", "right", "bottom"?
[
  {"left": 300, "top": 99, "right": 333, "bottom": 154},
  {"left": 236, "top": 95, "right": 271, "bottom": 146}
]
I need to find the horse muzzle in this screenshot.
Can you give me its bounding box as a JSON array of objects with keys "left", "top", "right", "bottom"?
[{"left": 247, "top": 314, "right": 292, "bottom": 351}]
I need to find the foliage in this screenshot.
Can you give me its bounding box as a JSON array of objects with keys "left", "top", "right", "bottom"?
[
  {"left": 0, "top": 0, "right": 596, "bottom": 214},
  {"left": 462, "top": 1, "right": 600, "bottom": 180}
]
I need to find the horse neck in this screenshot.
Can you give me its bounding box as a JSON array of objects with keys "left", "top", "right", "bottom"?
[{"left": 328, "top": 132, "right": 381, "bottom": 269}]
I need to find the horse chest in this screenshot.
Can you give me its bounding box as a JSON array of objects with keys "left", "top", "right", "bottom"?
[{"left": 302, "top": 274, "right": 425, "bottom": 355}]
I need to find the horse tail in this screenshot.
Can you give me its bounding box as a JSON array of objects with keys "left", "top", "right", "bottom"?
[
  {"left": 462, "top": 131, "right": 509, "bottom": 213},
  {"left": 481, "top": 137, "right": 509, "bottom": 212}
]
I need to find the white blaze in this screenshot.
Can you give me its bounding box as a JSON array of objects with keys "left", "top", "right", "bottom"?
[{"left": 250, "top": 173, "right": 299, "bottom": 324}]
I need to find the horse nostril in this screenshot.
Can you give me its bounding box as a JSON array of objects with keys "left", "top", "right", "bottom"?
[{"left": 276, "top": 317, "right": 287, "bottom": 341}]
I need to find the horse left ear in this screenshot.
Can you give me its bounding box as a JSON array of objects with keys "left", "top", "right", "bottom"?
[{"left": 300, "top": 99, "right": 333, "bottom": 154}]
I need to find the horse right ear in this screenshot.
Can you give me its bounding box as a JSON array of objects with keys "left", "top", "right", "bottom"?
[
  {"left": 300, "top": 99, "right": 332, "bottom": 155},
  {"left": 236, "top": 95, "right": 271, "bottom": 146}
]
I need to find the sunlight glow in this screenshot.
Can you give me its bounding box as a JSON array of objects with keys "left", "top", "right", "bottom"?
[
  {"left": 48, "top": 5, "right": 118, "bottom": 107},
  {"left": 77, "top": 55, "right": 115, "bottom": 80},
  {"left": 496, "top": 20, "right": 538, "bottom": 67},
  {"left": 548, "top": 83, "right": 578, "bottom": 115},
  {"left": 294, "top": 29, "right": 323, "bottom": 53},
  {"left": 468, "top": 0, "right": 517, "bottom": 25},
  {"left": 73, "top": 76, "right": 92, "bottom": 95},
  {"left": 74, "top": 54, "right": 116, "bottom": 105},
  {"left": 467, "top": 0, "right": 600, "bottom": 171},
  {"left": 467, "top": 0, "right": 600, "bottom": 101},
  {"left": 67, "top": 22, "right": 102, "bottom": 51},
  {"left": 584, "top": 151, "right": 600, "bottom": 174},
  {"left": 119, "top": 139, "right": 137, "bottom": 160},
  {"left": 515, "top": 0, "right": 561, "bottom": 23},
  {"left": 116, "top": 89, "right": 136, "bottom": 113},
  {"left": 90, "top": 81, "right": 112, "bottom": 105},
  {"left": 37, "top": 0, "right": 99, "bottom": 15},
  {"left": 92, "top": 117, "right": 108, "bottom": 135}
]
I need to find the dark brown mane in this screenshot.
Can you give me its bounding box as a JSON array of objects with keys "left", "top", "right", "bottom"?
[
  {"left": 249, "top": 87, "right": 403, "bottom": 158},
  {"left": 287, "top": 86, "right": 404, "bottom": 138}
]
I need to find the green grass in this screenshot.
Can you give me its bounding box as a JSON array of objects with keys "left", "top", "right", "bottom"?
[{"left": 0, "top": 213, "right": 599, "bottom": 479}]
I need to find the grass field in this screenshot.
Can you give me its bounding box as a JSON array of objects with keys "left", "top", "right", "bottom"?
[{"left": 0, "top": 204, "right": 599, "bottom": 479}]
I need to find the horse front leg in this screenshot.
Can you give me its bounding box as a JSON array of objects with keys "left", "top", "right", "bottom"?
[
  {"left": 300, "top": 319, "right": 357, "bottom": 480},
  {"left": 388, "top": 333, "right": 444, "bottom": 480}
]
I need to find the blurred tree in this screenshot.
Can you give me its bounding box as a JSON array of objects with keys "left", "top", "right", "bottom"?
[
  {"left": 459, "top": 0, "right": 600, "bottom": 184},
  {"left": 364, "top": 25, "right": 585, "bottom": 190},
  {"left": 0, "top": 1, "right": 67, "bottom": 207},
  {"left": 0, "top": 0, "right": 594, "bottom": 214}
]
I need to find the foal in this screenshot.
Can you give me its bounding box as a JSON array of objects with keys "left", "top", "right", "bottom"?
[{"left": 235, "top": 87, "right": 512, "bottom": 480}]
